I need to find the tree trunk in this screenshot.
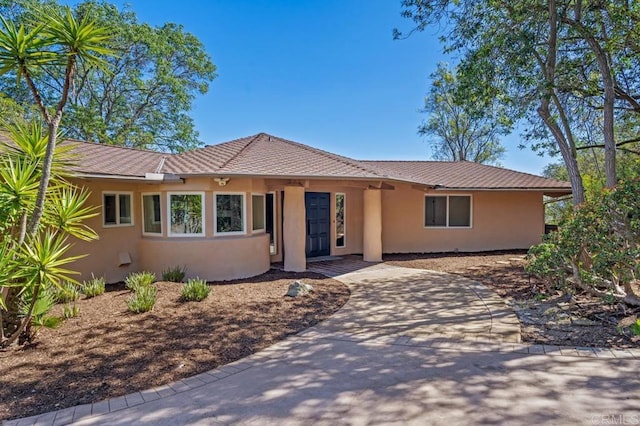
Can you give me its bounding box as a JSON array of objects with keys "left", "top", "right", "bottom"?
[
  {"left": 26, "top": 121, "right": 60, "bottom": 235},
  {"left": 538, "top": 100, "right": 586, "bottom": 205}
]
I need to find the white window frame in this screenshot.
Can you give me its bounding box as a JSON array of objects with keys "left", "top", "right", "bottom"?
[
  {"left": 102, "top": 191, "right": 134, "bottom": 228},
  {"left": 251, "top": 193, "right": 266, "bottom": 233},
  {"left": 267, "top": 191, "right": 277, "bottom": 255},
  {"left": 424, "top": 194, "right": 473, "bottom": 229},
  {"left": 167, "top": 191, "right": 205, "bottom": 237},
  {"left": 141, "top": 192, "right": 162, "bottom": 236},
  {"left": 214, "top": 192, "right": 247, "bottom": 236},
  {"left": 335, "top": 192, "right": 346, "bottom": 248}
]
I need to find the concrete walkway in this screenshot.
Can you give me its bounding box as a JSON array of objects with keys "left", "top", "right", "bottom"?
[{"left": 6, "top": 261, "right": 640, "bottom": 425}]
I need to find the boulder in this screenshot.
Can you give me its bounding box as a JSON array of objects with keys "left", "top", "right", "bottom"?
[{"left": 286, "top": 280, "right": 314, "bottom": 297}]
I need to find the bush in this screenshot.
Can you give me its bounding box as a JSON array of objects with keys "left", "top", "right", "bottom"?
[
  {"left": 162, "top": 265, "right": 186, "bottom": 283},
  {"left": 63, "top": 304, "right": 80, "bottom": 319},
  {"left": 181, "top": 278, "right": 210, "bottom": 302},
  {"left": 127, "top": 285, "right": 157, "bottom": 313},
  {"left": 125, "top": 271, "right": 156, "bottom": 292},
  {"left": 53, "top": 282, "right": 80, "bottom": 304},
  {"left": 82, "top": 275, "right": 106, "bottom": 298}
]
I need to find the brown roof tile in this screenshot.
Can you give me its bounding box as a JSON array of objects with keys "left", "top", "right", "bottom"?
[
  {"left": 362, "top": 160, "right": 571, "bottom": 190},
  {"left": 0, "top": 130, "right": 571, "bottom": 191}
]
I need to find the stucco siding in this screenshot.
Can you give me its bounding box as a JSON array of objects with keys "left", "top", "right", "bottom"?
[
  {"left": 381, "top": 183, "right": 545, "bottom": 253},
  {"left": 138, "top": 234, "right": 270, "bottom": 281}
]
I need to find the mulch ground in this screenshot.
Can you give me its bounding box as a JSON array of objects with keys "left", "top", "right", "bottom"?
[
  {"left": 3, "top": 252, "right": 639, "bottom": 421},
  {"left": 0, "top": 271, "right": 350, "bottom": 421}
]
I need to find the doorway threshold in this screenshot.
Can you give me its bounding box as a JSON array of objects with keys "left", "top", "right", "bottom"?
[{"left": 306, "top": 256, "right": 343, "bottom": 263}]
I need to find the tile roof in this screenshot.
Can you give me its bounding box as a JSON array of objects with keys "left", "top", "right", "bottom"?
[
  {"left": 0, "top": 131, "right": 571, "bottom": 191},
  {"left": 361, "top": 160, "right": 571, "bottom": 190},
  {"left": 164, "top": 133, "right": 388, "bottom": 179}
]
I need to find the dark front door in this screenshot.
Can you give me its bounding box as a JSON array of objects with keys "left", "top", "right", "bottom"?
[{"left": 305, "top": 192, "right": 330, "bottom": 257}]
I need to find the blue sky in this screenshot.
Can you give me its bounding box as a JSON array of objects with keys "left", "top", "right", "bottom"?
[{"left": 104, "top": 1, "right": 551, "bottom": 174}]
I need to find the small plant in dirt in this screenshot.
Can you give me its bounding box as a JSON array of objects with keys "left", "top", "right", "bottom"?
[
  {"left": 180, "top": 278, "right": 210, "bottom": 302},
  {"left": 631, "top": 319, "right": 640, "bottom": 336},
  {"left": 63, "top": 304, "right": 80, "bottom": 319},
  {"left": 127, "top": 285, "right": 157, "bottom": 313},
  {"left": 125, "top": 271, "right": 156, "bottom": 292},
  {"left": 54, "top": 282, "right": 81, "bottom": 304},
  {"left": 162, "top": 265, "right": 186, "bottom": 282},
  {"left": 82, "top": 275, "right": 106, "bottom": 298},
  {"left": 18, "top": 288, "right": 63, "bottom": 341}
]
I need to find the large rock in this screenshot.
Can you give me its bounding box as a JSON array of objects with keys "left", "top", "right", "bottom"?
[{"left": 286, "top": 280, "right": 314, "bottom": 297}]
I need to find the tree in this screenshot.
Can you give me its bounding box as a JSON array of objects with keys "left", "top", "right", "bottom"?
[
  {"left": 0, "top": 0, "right": 217, "bottom": 152},
  {"left": 397, "top": 1, "right": 640, "bottom": 205},
  {"left": 420, "top": 63, "right": 507, "bottom": 164},
  {"left": 0, "top": 3, "right": 108, "bottom": 346}
]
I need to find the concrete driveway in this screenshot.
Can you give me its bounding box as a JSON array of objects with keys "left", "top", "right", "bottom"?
[{"left": 6, "top": 261, "right": 640, "bottom": 425}]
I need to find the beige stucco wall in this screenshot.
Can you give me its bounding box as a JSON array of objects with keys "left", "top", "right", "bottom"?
[
  {"left": 63, "top": 176, "right": 544, "bottom": 283},
  {"left": 381, "top": 183, "right": 545, "bottom": 253},
  {"left": 138, "top": 234, "right": 270, "bottom": 281},
  {"left": 65, "top": 177, "right": 272, "bottom": 283}
]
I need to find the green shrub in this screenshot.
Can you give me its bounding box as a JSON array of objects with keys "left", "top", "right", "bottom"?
[
  {"left": 631, "top": 319, "right": 640, "bottom": 336},
  {"left": 127, "top": 285, "right": 157, "bottom": 313},
  {"left": 63, "top": 304, "right": 80, "bottom": 319},
  {"left": 125, "top": 271, "right": 156, "bottom": 292},
  {"left": 54, "top": 282, "right": 80, "bottom": 304},
  {"left": 162, "top": 265, "right": 186, "bottom": 283},
  {"left": 181, "top": 278, "right": 210, "bottom": 302},
  {"left": 82, "top": 275, "right": 106, "bottom": 298},
  {"left": 19, "top": 288, "right": 62, "bottom": 337}
]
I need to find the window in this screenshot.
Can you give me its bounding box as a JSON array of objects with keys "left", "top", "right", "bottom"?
[
  {"left": 142, "top": 193, "right": 162, "bottom": 235},
  {"left": 252, "top": 194, "right": 265, "bottom": 232},
  {"left": 425, "top": 195, "right": 471, "bottom": 228},
  {"left": 103, "top": 192, "right": 133, "bottom": 226},
  {"left": 215, "top": 193, "right": 245, "bottom": 235},
  {"left": 168, "top": 192, "right": 204, "bottom": 236},
  {"left": 335, "top": 193, "right": 345, "bottom": 247}
]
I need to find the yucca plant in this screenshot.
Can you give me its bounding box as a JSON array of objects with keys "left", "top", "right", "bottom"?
[
  {"left": 81, "top": 275, "right": 106, "bottom": 298},
  {"left": 125, "top": 271, "right": 156, "bottom": 292},
  {"left": 127, "top": 285, "right": 157, "bottom": 313},
  {"left": 18, "top": 287, "right": 62, "bottom": 341},
  {"left": 181, "top": 278, "right": 210, "bottom": 302},
  {"left": 0, "top": 4, "right": 112, "bottom": 347}
]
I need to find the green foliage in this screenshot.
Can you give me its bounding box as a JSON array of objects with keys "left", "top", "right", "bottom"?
[
  {"left": 54, "top": 282, "right": 80, "bottom": 304},
  {"left": 127, "top": 285, "right": 157, "bottom": 313},
  {"left": 62, "top": 303, "right": 80, "bottom": 319},
  {"left": 180, "top": 278, "right": 210, "bottom": 302},
  {"left": 397, "top": 0, "right": 640, "bottom": 203},
  {"left": 162, "top": 265, "right": 186, "bottom": 283},
  {"left": 420, "top": 62, "right": 508, "bottom": 165},
  {"left": 526, "top": 174, "right": 640, "bottom": 302},
  {"left": 631, "top": 319, "right": 640, "bottom": 336},
  {"left": 0, "top": 1, "right": 106, "bottom": 347},
  {"left": 81, "top": 275, "right": 105, "bottom": 298},
  {"left": 0, "top": 0, "right": 216, "bottom": 152},
  {"left": 125, "top": 271, "right": 156, "bottom": 292},
  {"left": 19, "top": 287, "right": 62, "bottom": 337}
]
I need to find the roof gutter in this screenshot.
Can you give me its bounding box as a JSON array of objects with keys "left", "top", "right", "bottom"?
[{"left": 72, "top": 172, "right": 184, "bottom": 183}]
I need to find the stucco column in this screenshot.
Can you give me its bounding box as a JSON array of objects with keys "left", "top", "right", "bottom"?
[
  {"left": 363, "top": 188, "right": 382, "bottom": 262},
  {"left": 283, "top": 186, "right": 306, "bottom": 272}
]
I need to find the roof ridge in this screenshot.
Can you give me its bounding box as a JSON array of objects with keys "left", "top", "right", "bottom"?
[
  {"left": 216, "top": 133, "right": 264, "bottom": 170},
  {"left": 265, "top": 134, "right": 391, "bottom": 179}
]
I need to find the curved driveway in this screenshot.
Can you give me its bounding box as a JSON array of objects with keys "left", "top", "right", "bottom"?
[{"left": 7, "top": 261, "right": 640, "bottom": 425}]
